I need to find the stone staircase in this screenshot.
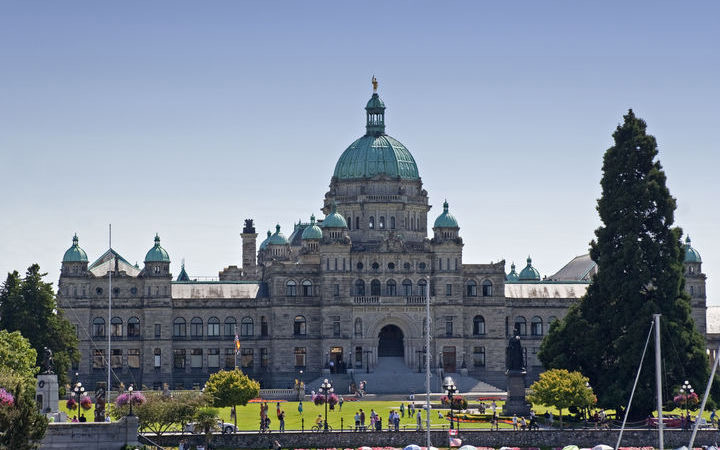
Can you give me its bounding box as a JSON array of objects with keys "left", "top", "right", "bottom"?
[{"left": 306, "top": 357, "right": 502, "bottom": 395}]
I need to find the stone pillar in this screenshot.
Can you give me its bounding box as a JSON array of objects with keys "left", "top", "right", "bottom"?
[
  {"left": 241, "top": 219, "right": 258, "bottom": 278},
  {"left": 36, "top": 374, "right": 59, "bottom": 414},
  {"left": 502, "top": 369, "right": 530, "bottom": 416}
]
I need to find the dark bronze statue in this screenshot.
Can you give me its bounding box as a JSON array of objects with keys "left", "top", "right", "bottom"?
[
  {"left": 506, "top": 326, "right": 525, "bottom": 372},
  {"left": 42, "top": 346, "right": 54, "bottom": 374}
]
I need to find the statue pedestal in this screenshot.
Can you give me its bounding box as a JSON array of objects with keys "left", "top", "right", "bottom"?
[
  {"left": 502, "top": 369, "right": 530, "bottom": 417},
  {"left": 36, "top": 374, "right": 59, "bottom": 414}
]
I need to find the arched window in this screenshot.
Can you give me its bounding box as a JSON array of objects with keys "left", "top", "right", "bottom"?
[
  {"left": 390, "top": 217, "right": 396, "bottom": 229},
  {"left": 347, "top": 216, "right": 352, "bottom": 230},
  {"left": 531, "top": 316, "right": 543, "bottom": 336},
  {"left": 418, "top": 279, "right": 428, "bottom": 296},
  {"left": 241, "top": 317, "right": 254, "bottom": 337},
  {"left": 286, "top": 280, "right": 297, "bottom": 297},
  {"left": 387, "top": 279, "right": 397, "bottom": 296},
  {"left": 190, "top": 317, "right": 203, "bottom": 337},
  {"left": 371, "top": 262, "right": 379, "bottom": 271},
  {"left": 379, "top": 216, "right": 385, "bottom": 229},
  {"left": 224, "top": 317, "right": 236, "bottom": 336},
  {"left": 302, "top": 280, "right": 313, "bottom": 297},
  {"left": 93, "top": 317, "right": 105, "bottom": 337},
  {"left": 207, "top": 317, "right": 220, "bottom": 337},
  {"left": 173, "top": 318, "right": 186, "bottom": 337},
  {"left": 370, "top": 279, "right": 381, "bottom": 296},
  {"left": 514, "top": 316, "right": 527, "bottom": 336},
  {"left": 294, "top": 315, "right": 306, "bottom": 336},
  {"left": 473, "top": 315, "right": 486, "bottom": 336},
  {"left": 128, "top": 317, "right": 141, "bottom": 337},
  {"left": 354, "top": 318, "right": 363, "bottom": 337},
  {"left": 355, "top": 279, "right": 365, "bottom": 296},
  {"left": 482, "top": 280, "right": 493, "bottom": 297},
  {"left": 466, "top": 280, "right": 477, "bottom": 297},
  {"left": 369, "top": 216, "right": 375, "bottom": 229},
  {"left": 402, "top": 279, "right": 412, "bottom": 296},
  {"left": 111, "top": 317, "right": 123, "bottom": 337}
]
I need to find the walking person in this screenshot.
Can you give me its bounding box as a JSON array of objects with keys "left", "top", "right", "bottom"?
[
  {"left": 400, "top": 403, "right": 405, "bottom": 417},
  {"left": 354, "top": 411, "right": 360, "bottom": 431},
  {"left": 416, "top": 410, "right": 423, "bottom": 431},
  {"left": 512, "top": 414, "right": 518, "bottom": 430},
  {"left": 279, "top": 409, "right": 285, "bottom": 432},
  {"left": 394, "top": 411, "right": 400, "bottom": 431},
  {"left": 298, "top": 401, "right": 303, "bottom": 415},
  {"left": 339, "top": 395, "right": 344, "bottom": 411},
  {"left": 360, "top": 409, "right": 366, "bottom": 431}
]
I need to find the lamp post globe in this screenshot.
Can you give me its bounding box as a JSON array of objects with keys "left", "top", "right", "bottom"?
[
  {"left": 681, "top": 380, "right": 693, "bottom": 430},
  {"left": 128, "top": 385, "right": 135, "bottom": 416}
]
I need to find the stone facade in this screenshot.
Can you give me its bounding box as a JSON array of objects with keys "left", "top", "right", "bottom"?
[{"left": 56, "top": 86, "right": 708, "bottom": 392}]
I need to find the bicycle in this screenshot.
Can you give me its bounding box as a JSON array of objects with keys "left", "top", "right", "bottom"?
[{"left": 311, "top": 423, "right": 333, "bottom": 432}]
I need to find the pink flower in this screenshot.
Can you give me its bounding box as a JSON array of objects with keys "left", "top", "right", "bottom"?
[
  {"left": 66, "top": 398, "right": 77, "bottom": 410},
  {"left": 80, "top": 396, "right": 92, "bottom": 410},
  {"left": 0, "top": 388, "right": 14, "bottom": 407}
]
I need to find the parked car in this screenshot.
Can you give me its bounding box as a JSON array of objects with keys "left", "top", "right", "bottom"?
[{"left": 184, "top": 420, "right": 237, "bottom": 434}]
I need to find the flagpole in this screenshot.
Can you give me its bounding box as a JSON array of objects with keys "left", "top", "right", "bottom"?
[
  {"left": 234, "top": 325, "right": 239, "bottom": 370},
  {"left": 107, "top": 224, "right": 112, "bottom": 414},
  {"left": 425, "top": 275, "right": 431, "bottom": 448}
]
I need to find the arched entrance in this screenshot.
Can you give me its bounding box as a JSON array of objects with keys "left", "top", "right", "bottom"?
[{"left": 378, "top": 325, "right": 404, "bottom": 357}]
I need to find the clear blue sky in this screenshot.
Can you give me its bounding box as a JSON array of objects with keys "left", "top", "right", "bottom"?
[{"left": 1, "top": 1, "right": 718, "bottom": 302}]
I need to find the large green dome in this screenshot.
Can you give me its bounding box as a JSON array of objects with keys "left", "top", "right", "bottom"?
[
  {"left": 301, "top": 215, "right": 323, "bottom": 240},
  {"left": 333, "top": 85, "right": 419, "bottom": 181},
  {"left": 63, "top": 234, "right": 88, "bottom": 263},
  {"left": 518, "top": 256, "right": 541, "bottom": 281},
  {"left": 684, "top": 236, "right": 702, "bottom": 263},
  {"left": 434, "top": 201, "right": 459, "bottom": 228},
  {"left": 145, "top": 234, "right": 170, "bottom": 263}
]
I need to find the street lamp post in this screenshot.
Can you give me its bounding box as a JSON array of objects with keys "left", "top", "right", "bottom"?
[
  {"left": 680, "top": 380, "right": 694, "bottom": 430},
  {"left": 71, "top": 379, "right": 85, "bottom": 420},
  {"left": 319, "top": 378, "right": 333, "bottom": 432},
  {"left": 128, "top": 385, "right": 135, "bottom": 416},
  {"left": 443, "top": 376, "right": 457, "bottom": 430}
]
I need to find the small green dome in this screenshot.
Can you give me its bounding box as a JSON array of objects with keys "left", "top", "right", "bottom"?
[
  {"left": 684, "top": 236, "right": 702, "bottom": 263},
  {"left": 506, "top": 262, "right": 519, "bottom": 282},
  {"left": 144, "top": 234, "right": 170, "bottom": 263},
  {"left": 366, "top": 93, "right": 386, "bottom": 109},
  {"left": 63, "top": 234, "right": 88, "bottom": 263},
  {"left": 434, "top": 200, "right": 459, "bottom": 228},
  {"left": 267, "top": 224, "right": 289, "bottom": 245},
  {"left": 518, "top": 256, "right": 541, "bottom": 281},
  {"left": 259, "top": 230, "right": 272, "bottom": 250},
  {"left": 302, "top": 215, "right": 323, "bottom": 240},
  {"left": 321, "top": 203, "right": 348, "bottom": 228}
]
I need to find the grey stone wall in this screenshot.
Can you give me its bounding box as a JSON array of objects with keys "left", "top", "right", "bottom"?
[{"left": 41, "top": 416, "right": 139, "bottom": 450}]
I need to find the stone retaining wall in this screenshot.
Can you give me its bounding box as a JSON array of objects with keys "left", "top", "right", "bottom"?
[
  {"left": 143, "top": 429, "right": 720, "bottom": 449},
  {"left": 41, "top": 416, "right": 140, "bottom": 450}
]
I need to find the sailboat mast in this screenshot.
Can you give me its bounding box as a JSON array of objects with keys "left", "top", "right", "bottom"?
[
  {"left": 654, "top": 313, "right": 664, "bottom": 450},
  {"left": 107, "top": 224, "right": 112, "bottom": 406}
]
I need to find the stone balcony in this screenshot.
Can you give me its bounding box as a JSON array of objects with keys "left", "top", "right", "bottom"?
[{"left": 353, "top": 295, "right": 430, "bottom": 305}]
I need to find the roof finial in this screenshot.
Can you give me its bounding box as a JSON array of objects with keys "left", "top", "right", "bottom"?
[{"left": 372, "top": 75, "right": 378, "bottom": 93}]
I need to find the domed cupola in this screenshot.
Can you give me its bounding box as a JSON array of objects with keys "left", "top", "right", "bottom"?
[
  {"left": 301, "top": 215, "right": 323, "bottom": 240},
  {"left": 145, "top": 234, "right": 170, "bottom": 263},
  {"left": 684, "top": 236, "right": 702, "bottom": 263},
  {"left": 63, "top": 233, "right": 89, "bottom": 263},
  {"left": 321, "top": 203, "right": 348, "bottom": 229},
  {"left": 434, "top": 201, "right": 459, "bottom": 229},
  {"left": 518, "top": 256, "right": 541, "bottom": 281},
  {"left": 259, "top": 230, "right": 272, "bottom": 250},
  {"left": 506, "top": 262, "right": 520, "bottom": 282},
  {"left": 267, "top": 224, "right": 289, "bottom": 245},
  {"left": 333, "top": 78, "right": 420, "bottom": 180}
]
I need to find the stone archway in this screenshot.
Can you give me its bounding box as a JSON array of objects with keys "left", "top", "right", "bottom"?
[{"left": 378, "top": 324, "right": 404, "bottom": 357}]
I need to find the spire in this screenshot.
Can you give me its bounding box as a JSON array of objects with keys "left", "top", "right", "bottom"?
[
  {"left": 72, "top": 233, "right": 79, "bottom": 246},
  {"left": 365, "top": 76, "right": 386, "bottom": 136},
  {"left": 443, "top": 200, "right": 449, "bottom": 213},
  {"left": 154, "top": 233, "right": 161, "bottom": 246},
  {"left": 310, "top": 214, "right": 316, "bottom": 225}
]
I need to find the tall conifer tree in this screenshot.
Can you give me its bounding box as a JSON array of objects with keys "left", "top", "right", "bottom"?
[{"left": 539, "top": 110, "right": 708, "bottom": 418}]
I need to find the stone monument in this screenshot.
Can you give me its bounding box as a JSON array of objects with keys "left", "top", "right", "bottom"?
[
  {"left": 502, "top": 327, "right": 531, "bottom": 416},
  {"left": 36, "top": 347, "right": 60, "bottom": 414}
]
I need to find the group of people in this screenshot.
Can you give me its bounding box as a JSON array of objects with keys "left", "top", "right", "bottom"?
[
  {"left": 510, "top": 411, "right": 539, "bottom": 431},
  {"left": 70, "top": 414, "right": 87, "bottom": 423},
  {"left": 258, "top": 401, "right": 286, "bottom": 432}
]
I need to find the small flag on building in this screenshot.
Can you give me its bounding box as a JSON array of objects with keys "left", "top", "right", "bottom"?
[{"left": 234, "top": 333, "right": 241, "bottom": 354}]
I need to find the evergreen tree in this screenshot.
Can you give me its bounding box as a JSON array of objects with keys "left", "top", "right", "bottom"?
[
  {"left": 539, "top": 110, "right": 708, "bottom": 418},
  {"left": 0, "top": 265, "right": 79, "bottom": 389}
]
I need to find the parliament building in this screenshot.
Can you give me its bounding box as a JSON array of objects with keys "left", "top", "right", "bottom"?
[{"left": 56, "top": 82, "right": 708, "bottom": 391}]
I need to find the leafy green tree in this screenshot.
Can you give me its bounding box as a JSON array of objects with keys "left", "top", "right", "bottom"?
[
  {"left": 0, "top": 266, "right": 79, "bottom": 389},
  {"left": 539, "top": 110, "right": 708, "bottom": 419},
  {"left": 0, "top": 331, "right": 38, "bottom": 380},
  {"left": 203, "top": 369, "right": 259, "bottom": 429},
  {"left": 110, "top": 391, "right": 206, "bottom": 436},
  {"left": 527, "top": 369, "right": 596, "bottom": 429},
  {"left": 193, "top": 406, "right": 219, "bottom": 448}
]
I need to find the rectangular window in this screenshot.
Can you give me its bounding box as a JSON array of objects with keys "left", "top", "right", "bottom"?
[
  {"left": 208, "top": 348, "right": 220, "bottom": 368},
  {"left": 334, "top": 284, "right": 340, "bottom": 297},
  {"left": 294, "top": 347, "right": 306, "bottom": 367},
  {"left": 445, "top": 320, "right": 453, "bottom": 337},
  {"left": 260, "top": 348, "right": 269, "bottom": 368},
  {"left": 191, "top": 349, "right": 203, "bottom": 368},
  {"left": 225, "top": 349, "right": 235, "bottom": 369},
  {"left": 155, "top": 324, "right": 161, "bottom": 338},
  {"left": 173, "top": 349, "right": 186, "bottom": 369},
  {"left": 111, "top": 349, "right": 122, "bottom": 368},
  {"left": 473, "top": 346, "right": 486, "bottom": 367},
  {"left": 355, "top": 346, "right": 363, "bottom": 368},
  {"left": 93, "top": 349, "right": 105, "bottom": 369},
  {"left": 333, "top": 321, "right": 341, "bottom": 337},
  {"left": 208, "top": 321, "right": 220, "bottom": 337},
  {"left": 128, "top": 349, "right": 140, "bottom": 368},
  {"left": 241, "top": 348, "right": 254, "bottom": 368},
  {"left": 446, "top": 284, "right": 452, "bottom": 296},
  {"left": 154, "top": 348, "right": 161, "bottom": 368}
]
